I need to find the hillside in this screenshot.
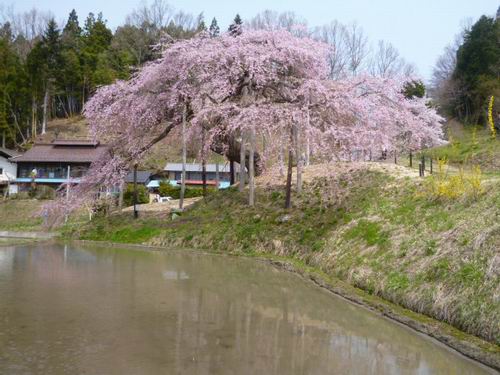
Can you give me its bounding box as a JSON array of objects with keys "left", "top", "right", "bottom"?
[
  {"left": 34, "top": 117, "right": 225, "bottom": 171},
  {"left": 428, "top": 120, "right": 500, "bottom": 174},
  {"left": 68, "top": 161, "right": 500, "bottom": 350}
]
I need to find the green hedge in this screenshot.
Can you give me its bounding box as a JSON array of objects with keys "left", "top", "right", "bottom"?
[
  {"left": 123, "top": 184, "right": 150, "bottom": 206},
  {"left": 158, "top": 182, "right": 214, "bottom": 199}
]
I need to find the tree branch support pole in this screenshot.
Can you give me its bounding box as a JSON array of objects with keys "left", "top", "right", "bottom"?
[
  {"left": 305, "top": 96, "right": 311, "bottom": 167},
  {"left": 118, "top": 182, "right": 124, "bottom": 212},
  {"left": 285, "top": 125, "right": 294, "bottom": 209},
  {"left": 180, "top": 103, "right": 187, "bottom": 210},
  {"left": 239, "top": 130, "right": 246, "bottom": 192},
  {"left": 249, "top": 126, "right": 255, "bottom": 206},
  {"left": 133, "top": 164, "right": 138, "bottom": 219},
  {"left": 215, "top": 162, "right": 220, "bottom": 190},
  {"left": 279, "top": 139, "right": 285, "bottom": 177},
  {"left": 65, "top": 165, "right": 71, "bottom": 223},
  {"left": 295, "top": 125, "right": 303, "bottom": 194},
  {"left": 229, "top": 161, "right": 235, "bottom": 185},
  {"left": 202, "top": 126, "right": 207, "bottom": 198}
]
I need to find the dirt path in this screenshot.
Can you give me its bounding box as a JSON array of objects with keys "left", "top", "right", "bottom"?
[{"left": 121, "top": 197, "right": 202, "bottom": 213}]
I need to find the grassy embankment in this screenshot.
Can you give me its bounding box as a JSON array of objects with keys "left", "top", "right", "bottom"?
[
  {"left": 68, "top": 160, "right": 500, "bottom": 348},
  {"left": 3, "top": 120, "right": 499, "bottom": 352},
  {"left": 421, "top": 119, "right": 500, "bottom": 175}
]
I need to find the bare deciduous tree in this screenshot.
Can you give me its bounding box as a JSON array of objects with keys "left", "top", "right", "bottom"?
[
  {"left": 313, "top": 21, "right": 348, "bottom": 79},
  {"left": 343, "top": 22, "right": 369, "bottom": 76},
  {"left": 0, "top": 5, "right": 52, "bottom": 59},
  {"left": 370, "top": 40, "right": 404, "bottom": 77},
  {"left": 247, "top": 10, "right": 308, "bottom": 37}
]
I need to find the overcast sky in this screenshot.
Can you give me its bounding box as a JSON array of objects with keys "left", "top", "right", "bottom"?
[{"left": 5, "top": 0, "right": 500, "bottom": 81}]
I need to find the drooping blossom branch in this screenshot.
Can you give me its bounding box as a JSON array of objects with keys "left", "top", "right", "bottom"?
[{"left": 45, "top": 29, "right": 443, "bottom": 224}]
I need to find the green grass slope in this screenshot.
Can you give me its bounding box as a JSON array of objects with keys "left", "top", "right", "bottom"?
[{"left": 428, "top": 120, "right": 500, "bottom": 174}]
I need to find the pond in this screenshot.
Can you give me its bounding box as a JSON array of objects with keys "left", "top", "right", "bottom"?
[{"left": 0, "top": 243, "right": 494, "bottom": 374}]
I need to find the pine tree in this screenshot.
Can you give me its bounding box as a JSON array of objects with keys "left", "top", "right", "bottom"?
[
  {"left": 0, "top": 90, "right": 9, "bottom": 147},
  {"left": 209, "top": 18, "right": 220, "bottom": 37},
  {"left": 453, "top": 15, "right": 500, "bottom": 122},
  {"left": 42, "top": 19, "right": 62, "bottom": 77},
  {"left": 81, "top": 12, "right": 114, "bottom": 103},
  {"left": 228, "top": 14, "right": 243, "bottom": 36},
  {"left": 61, "top": 10, "right": 83, "bottom": 116},
  {"left": 63, "top": 10, "right": 82, "bottom": 42}
]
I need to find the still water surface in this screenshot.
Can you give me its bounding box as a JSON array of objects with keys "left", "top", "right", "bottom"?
[{"left": 0, "top": 243, "right": 495, "bottom": 374}]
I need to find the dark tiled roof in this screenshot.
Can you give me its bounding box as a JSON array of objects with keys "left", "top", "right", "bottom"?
[
  {"left": 13, "top": 141, "right": 107, "bottom": 163},
  {"left": 0, "top": 147, "right": 21, "bottom": 159},
  {"left": 125, "top": 171, "right": 153, "bottom": 184}
]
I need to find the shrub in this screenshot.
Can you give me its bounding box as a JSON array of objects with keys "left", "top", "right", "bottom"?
[
  {"left": 422, "top": 158, "right": 483, "bottom": 200},
  {"left": 33, "top": 185, "right": 56, "bottom": 200},
  {"left": 123, "top": 183, "right": 149, "bottom": 206},
  {"left": 159, "top": 181, "right": 214, "bottom": 199},
  {"left": 159, "top": 182, "right": 181, "bottom": 199},
  {"left": 7, "top": 191, "right": 30, "bottom": 200}
]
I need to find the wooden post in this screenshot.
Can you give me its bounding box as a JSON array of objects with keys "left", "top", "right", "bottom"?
[
  {"left": 66, "top": 165, "right": 70, "bottom": 200},
  {"left": 65, "top": 165, "right": 70, "bottom": 223},
  {"left": 409, "top": 151, "right": 413, "bottom": 167},
  {"left": 201, "top": 127, "right": 207, "bottom": 198},
  {"left": 285, "top": 126, "right": 294, "bottom": 209},
  {"left": 133, "top": 164, "right": 138, "bottom": 219},
  {"left": 118, "top": 182, "right": 124, "bottom": 212},
  {"left": 394, "top": 151, "right": 397, "bottom": 164},
  {"left": 180, "top": 103, "right": 187, "bottom": 210},
  {"left": 215, "top": 162, "right": 220, "bottom": 190},
  {"left": 249, "top": 126, "right": 255, "bottom": 206},
  {"left": 239, "top": 130, "right": 246, "bottom": 192},
  {"left": 279, "top": 140, "right": 285, "bottom": 177},
  {"left": 229, "top": 160, "right": 235, "bottom": 185},
  {"left": 430, "top": 158, "right": 433, "bottom": 174},
  {"left": 295, "top": 125, "right": 303, "bottom": 194}
]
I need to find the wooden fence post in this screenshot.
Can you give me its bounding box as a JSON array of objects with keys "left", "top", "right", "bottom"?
[{"left": 133, "top": 164, "right": 138, "bottom": 219}]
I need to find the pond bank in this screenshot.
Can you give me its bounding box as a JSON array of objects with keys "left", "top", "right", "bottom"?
[{"left": 52, "top": 163, "right": 500, "bottom": 369}]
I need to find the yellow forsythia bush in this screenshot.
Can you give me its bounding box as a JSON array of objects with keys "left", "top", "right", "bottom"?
[{"left": 422, "top": 158, "right": 483, "bottom": 200}]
